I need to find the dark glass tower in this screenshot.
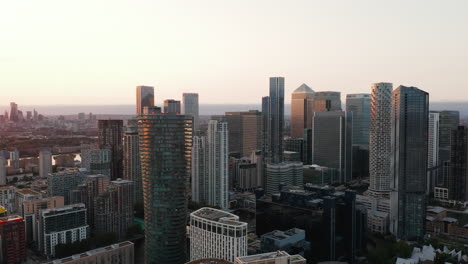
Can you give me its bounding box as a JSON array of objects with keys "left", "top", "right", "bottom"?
[
  {"left": 98, "top": 120, "right": 124, "bottom": 180},
  {"left": 263, "top": 77, "right": 284, "bottom": 164},
  {"left": 448, "top": 126, "right": 468, "bottom": 201},
  {"left": 390, "top": 86, "right": 428, "bottom": 241},
  {"left": 138, "top": 112, "right": 193, "bottom": 264}
]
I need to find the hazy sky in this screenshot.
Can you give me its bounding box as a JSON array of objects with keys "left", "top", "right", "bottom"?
[{"left": 1, "top": 0, "right": 467, "bottom": 106}]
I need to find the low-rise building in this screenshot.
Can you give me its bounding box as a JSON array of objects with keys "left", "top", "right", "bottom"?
[
  {"left": 0, "top": 185, "right": 16, "bottom": 213},
  {"left": 260, "top": 228, "right": 309, "bottom": 255},
  {"left": 235, "top": 251, "right": 306, "bottom": 264}
]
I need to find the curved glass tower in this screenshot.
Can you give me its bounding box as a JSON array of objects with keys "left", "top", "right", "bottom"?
[{"left": 138, "top": 112, "right": 193, "bottom": 264}]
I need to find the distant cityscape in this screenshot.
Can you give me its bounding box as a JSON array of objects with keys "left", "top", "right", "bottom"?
[{"left": 1, "top": 79, "right": 468, "bottom": 264}]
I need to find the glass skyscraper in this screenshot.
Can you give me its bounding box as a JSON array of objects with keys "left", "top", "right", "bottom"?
[
  {"left": 98, "top": 120, "right": 124, "bottom": 180},
  {"left": 390, "top": 85, "right": 429, "bottom": 241},
  {"left": 262, "top": 77, "right": 284, "bottom": 164},
  {"left": 136, "top": 86, "right": 155, "bottom": 116},
  {"left": 182, "top": 93, "right": 200, "bottom": 132},
  {"left": 138, "top": 112, "right": 193, "bottom": 264},
  {"left": 290, "top": 84, "right": 314, "bottom": 139},
  {"left": 346, "top": 94, "right": 371, "bottom": 147}
]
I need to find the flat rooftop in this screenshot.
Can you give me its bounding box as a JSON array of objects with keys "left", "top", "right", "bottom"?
[
  {"left": 192, "top": 207, "right": 246, "bottom": 226},
  {"left": 236, "top": 251, "right": 290, "bottom": 262},
  {"left": 17, "top": 188, "right": 41, "bottom": 196}
]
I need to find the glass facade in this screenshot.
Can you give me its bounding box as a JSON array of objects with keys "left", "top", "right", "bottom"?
[
  {"left": 390, "top": 86, "right": 428, "bottom": 241},
  {"left": 136, "top": 86, "right": 155, "bottom": 116},
  {"left": 138, "top": 113, "right": 193, "bottom": 264}
]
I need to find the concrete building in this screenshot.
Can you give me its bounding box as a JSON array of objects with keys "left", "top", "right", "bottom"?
[
  {"left": 48, "top": 171, "right": 85, "bottom": 204},
  {"left": 356, "top": 194, "right": 390, "bottom": 234},
  {"left": 0, "top": 186, "right": 16, "bottom": 213},
  {"left": 123, "top": 125, "right": 142, "bottom": 204},
  {"left": 262, "top": 77, "right": 285, "bottom": 164},
  {"left": 312, "top": 111, "right": 353, "bottom": 183},
  {"left": 225, "top": 110, "right": 262, "bottom": 157},
  {"left": 81, "top": 145, "right": 112, "bottom": 176},
  {"left": 138, "top": 111, "right": 193, "bottom": 264},
  {"left": 235, "top": 251, "right": 306, "bottom": 264},
  {"left": 98, "top": 120, "right": 124, "bottom": 180},
  {"left": 164, "top": 99, "right": 182, "bottom": 114},
  {"left": 39, "top": 149, "right": 53, "bottom": 178},
  {"left": 15, "top": 188, "right": 41, "bottom": 217},
  {"left": 290, "top": 84, "right": 314, "bottom": 139},
  {"left": 0, "top": 156, "right": 6, "bottom": 185},
  {"left": 390, "top": 86, "right": 429, "bottom": 241},
  {"left": 47, "top": 241, "right": 134, "bottom": 264},
  {"left": 22, "top": 196, "right": 65, "bottom": 243},
  {"left": 427, "top": 112, "right": 440, "bottom": 195},
  {"left": 260, "top": 228, "right": 309, "bottom": 254},
  {"left": 39, "top": 204, "right": 90, "bottom": 257},
  {"left": 183, "top": 93, "right": 200, "bottom": 132},
  {"left": 369, "top": 82, "right": 393, "bottom": 196},
  {"left": 190, "top": 207, "right": 248, "bottom": 262},
  {"left": 0, "top": 215, "right": 26, "bottom": 264},
  {"left": 312, "top": 91, "right": 341, "bottom": 112},
  {"left": 136, "top": 85, "right": 155, "bottom": 116},
  {"left": 265, "top": 162, "right": 303, "bottom": 195}
]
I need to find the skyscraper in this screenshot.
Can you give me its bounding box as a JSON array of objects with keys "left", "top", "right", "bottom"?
[
  {"left": 191, "top": 121, "right": 228, "bottom": 209},
  {"left": 265, "top": 162, "right": 303, "bottom": 195},
  {"left": 439, "top": 111, "right": 460, "bottom": 163},
  {"left": 136, "top": 86, "right": 155, "bottom": 116},
  {"left": 9, "top": 102, "right": 18, "bottom": 122},
  {"left": 39, "top": 149, "right": 52, "bottom": 178},
  {"left": 390, "top": 86, "right": 428, "bottom": 241},
  {"left": 290, "top": 84, "right": 314, "bottom": 139},
  {"left": 262, "top": 77, "right": 285, "bottom": 164},
  {"left": 225, "top": 110, "right": 262, "bottom": 157},
  {"left": 182, "top": 93, "right": 200, "bottom": 132},
  {"left": 190, "top": 208, "right": 248, "bottom": 263},
  {"left": 346, "top": 94, "right": 371, "bottom": 147},
  {"left": 312, "top": 111, "right": 353, "bottom": 183},
  {"left": 369, "top": 82, "right": 393, "bottom": 196},
  {"left": 81, "top": 145, "right": 112, "bottom": 176},
  {"left": 163, "top": 99, "right": 182, "bottom": 114},
  {"left": 0, "top": 156, "right": 6, "bottom": 185},
  {"left": 98, "top": 120, "right": 124, "bottom": 180},
  {"left": 427, "top": 112, "right": 440, "bottom": 194},
  {"left": 448, "top": 126, "right": 468, "bottom": 201},
  {"left": 138, "top": 112, "right": 193, "bottom": 264},
  {"left": 123, "top": 124, "right": 142, "bottom": 204},
  {"left": 312, "top": 91, "right": 341, "bottom": 112}
]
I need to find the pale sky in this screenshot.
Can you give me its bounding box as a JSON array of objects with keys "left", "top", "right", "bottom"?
[{"left": 1, "top": 0, "right": 467, "bottom": 106}]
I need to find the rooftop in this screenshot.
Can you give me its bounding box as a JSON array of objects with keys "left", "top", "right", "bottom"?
[
  {"left": 191, "top": 207, "right": 246, "bottom": 227},
  {"left": 48, "top": 241, "right": 133, "bottom": 263},
  {"left": 236, "top": 251, "right": 291, "bottom": 262},
  {"left": 16, "top": 188, "right": 41, "bottom": 196},
  {"left": 293, "top": 84, "right": 314, "bottom": 94}
]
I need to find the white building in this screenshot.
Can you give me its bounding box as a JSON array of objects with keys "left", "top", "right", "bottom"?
[
  {"left": 427, "top": 112, "right": 440, "bottom": 194},
  {"left": 123, "top": 125, "right": 142, "bottom": 204},
  {"left": 39, "top": 204, "right": 89, "bottom": 257},
  {"left": 39, "top": 149, "right": 52, "bottom": 178},
  {"left": 356, "top": 194, "right": 390, "bottom": 234},
  {"left": 182, "top": 93, "right": 199, "bottom": 132},
  {"left": 190, "top": 207, "right": 247, "bottom": 263},
  {"left": 192, "top": 120, "right": 229, "bottom": 209},
  {"left": 369, "top": 82, "right": 393, "bottom": 196},
  {"left": 235, "top": 251, "right": 306, "bottom": 264},
  {"left": 265, "top": 162, "right": 303, "bottom": 195}
]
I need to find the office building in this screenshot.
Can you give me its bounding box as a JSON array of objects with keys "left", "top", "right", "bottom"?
[
  {"left": 23, "top": 196, "right": 65, "bottom": 243},
  {"left": 0, "top": 215, "right": 26, "bottom": 264},
  {"left": 123, "top": 125, "right": 142, "bottom": 204},
  {"left": 98, "top": 120, "right": 124, "bottom": 180},
  {"left": 183, "top": 93, "right": 200, "bottom": 132},
  {"left": 262, "top": 77, "right": 285, "bottom": 164},
  {"left": 439, "top": 110, "right": 460, "bottom": 164},
  {"left": 136, "top": 86, "right": 155, "bottom": 116},
  {"left": 260, "top": 228, "right": 309, "bottom": 254},
  {"left": 290, "top": 84, "right": 314, "bottom": 139},
  {"left": 190, "top": 207, "right": 248, "bottom": 262},
  {"left": 225, "top": 111, "right": 262, "bottom": 157},
  {"left": 164, "top": 99, "right": 181, "bottom": 114},
  {"left": 192, "top": 121, "right": 229, "bottom": 208},
  {"left": 448, "top": 126, "right": 468, "bottom": 201},
  {"left": 39, "top": 149, "right": 52, "bottom": 178},
  {"left": 39, "top": 204, "right": 89, "bottom": 257},
  {"left": 427, "top": 112, "right": 440, "bottom": 194},
  {"left": 312, "top": 91, "right": 341, "bottom": 112},
  {"left": 0, "top": 186, "right": 16, "bottom": 213},
  {"left": 9, "top": 102, "right": 18, "bottom": 122},
  {"left": 47, "top": 241, "right": 134, "bottom": 264},
  {"left": 257, "top": 186, "right": 366, "bottom": 263},
  {"left": 81, "top": 145, "right": 112, "bottom": 176},
  {"left": 369, "top": 82, "right": 393, "bottom": 196},
  {"left": 346, "top": 94, "right": 371, "bottom": 146},
  {"left": 284, "top": 138, "right": 304, "bottom": 163},
  {"left": 390, "top": 86, "right": 429, "bottom": 241},
  {"left": 9, "top": 148, "right": 20, "bottom": 169},
  {"left": 265, "top": 162, "right": 303, "bottom": 195},
  {"left": 48, "top": 171, "right": 85, "bottom": 204},
  {"left": 0, "top": 156, "right": 6, "bottom": 185},
  {"left": 138, "top": 111, "right": 193, "bottom": 264},
  {"left": 312, "top": 111, "right": 353, "bottom": 183}
]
